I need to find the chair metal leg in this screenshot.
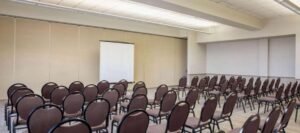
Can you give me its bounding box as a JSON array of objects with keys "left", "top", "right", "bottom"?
[
  {"left": 295, "top": 107, "right": 298, "bottom": 122},
  {"left": 241, "top": 100, "right": 246, "bottom": 113},
  {"left": 229, "top": 117, "right": 234, "bottom": 129},
  {"left": 257, "top": 102, "right": 261, "bottom": 114}
]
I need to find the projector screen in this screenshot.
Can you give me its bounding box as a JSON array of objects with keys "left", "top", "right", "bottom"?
[{"left": 100, "top": 41, "right": 134, "bottom": 83}]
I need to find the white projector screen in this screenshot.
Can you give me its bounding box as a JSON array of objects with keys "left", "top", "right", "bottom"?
[{"left": 100, "top": 41, "right": 134, "bottom": 83}]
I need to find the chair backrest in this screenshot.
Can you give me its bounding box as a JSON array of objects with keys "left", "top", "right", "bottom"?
[
  {"left": 268, "top": 79, "right": 275, "bottom": 92},
  {"left": 50, "top": 86, "right": 69, "bottom": 106},
  {"left": 185, "top": 88, "right": 199, "bottom": 109},
  {"left": 278, "top": 99, "right": 296, "bottom": 130},
  {"left": 166, "top": 101, "right": 189, "bottom": 132},
  {"left": 208, "top": 76, "right": 218, "bottom": 89},
  {"left": 132, "top": 86, "right": 147, "bottom": 97},
  {"left": 275, "top": 78, "right": 281, "bottom": 89},
  {"left": 261, "top": 79, "right": 269, "bottom": 93},
  {"left": 237, "top": 76, "right": 242, "bottom": 84},
  {"left": 154, "top": 84, "right": 168, "bottom": 102},
  {"left": 204, "top": 76, "right": 210, "bottom": 87},
  {"left": 219, "top": 75, "right": 226, "bottom": 85},
  {"left": 275, "top": 84, "right": 284, "bottom": 100},
  {"left": 113, "top": 83, "right": 126, "bottom": 97},
  {"left": 27, "top": 104, "right": 63, "bottom": 133},
  {"left": 83, "top": 84, "right": 98, "bottom": 103},
  {"left": 119, "top": 79, "right": 129, "bottom": 93},
  {"left": 160, "top": 90, "right": 177, "bottom": 113},
  {"left": 254, "top": 78, "right": 262, "bottom": 94},
  {"left": 117, "top": 110, "right": 149, "bottom": 133},
  {"left": 49, "top": 119, "right": 91, "bottom": 133},
  {"left": 198, "top": 78, "right": 206, "bottom": 90},
  {"left": 132, "top": 81, "right": 146, "bottom": 92},
  {"left": 240, "top": 114, "right": 260, "bottom": 133},
  {"left": 246, "top": 77, "right": 254, "bottom": 90},
  {"left": 284, "top": 82, "right": 292, "bottom": 99},
  {"left": 290, "top": 81, "right": 298, "bottom": 96},
  {"left": 220, "top": 80, "right": 228, "bottom": 93},
  {"left": 221, "top": 93, "right": 237, "bottom": 117},
  {"left": 7, "top": 83, "right": 27, "bottom": 103},
  {"left": 238, "top": 78, "right": 246, "bottom": 90},
  {"left": 228, "top": 76, "right": 235, "bottom": 87},
  {"left": 16, "top": 94, "right": 44, "bottom": 124},
  {"left": 84, "top": 98, "right": 110, "bottom": 130},
  {"left": 103, "top": 88, "right": 120, "bottom": 111},
  {"left": 11, "top": 88, "right": 34, "bottom": 108},
  {"left": 41, "top": 82, "right": 58, "bottom": 99},
  {"left": 178, "top": 76, "right": 187, "bottom": 87},
  {"left": 261, "top": 106, "right": 281, "bottom": 133},
  {"left": 69, "top": 81, "right": 84, "bottom": 93},
  {"left": 63, "top": 92, "right": 85, "bottom": 116},
  {"left": 199, "top": 96, "right": 218, "bottom": 123},
  {"left": 191, "top": 76, "right": 199, "bottom": 87},
  {"left": 97, "top": 80, "right": 110, "bottom": 95},
  {"left": 128, "top": 94, "right": 148, "bottom": 112}
]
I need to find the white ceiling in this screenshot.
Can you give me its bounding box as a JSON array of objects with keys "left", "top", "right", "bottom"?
[{"left": 209, "top": 0, "right": 297, "bottom": 20}]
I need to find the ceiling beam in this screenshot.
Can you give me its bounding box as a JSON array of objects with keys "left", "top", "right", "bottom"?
[{"left": 131, "top": 0, "right": 265, "bottom": 30}]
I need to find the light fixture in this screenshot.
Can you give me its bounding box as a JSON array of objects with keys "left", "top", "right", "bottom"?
[
  {"left": 11, "top": 0, "right": 218, "bottom": 31},
  {"left": 275, "top": 0, "right": 300, "bottom": 15}
]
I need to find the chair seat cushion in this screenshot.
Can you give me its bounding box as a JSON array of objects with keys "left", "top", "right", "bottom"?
[
  {"left": 91, "top": 121, "right": 106, "bottom": 131},
  {"left": 120, "top": 102, "right": 129, "bottom": 108},
  {"left": 147, "top": 124, "right": 166, "bottom": 133},
  {"left": 212, "top": 111, "right": 223, "bottom": 120},
  {"left": 185, "top": 117, "right": 200, "bottom": 129},
  {"left": 147, "top": 109, "right": 168, "bottom": 117},
  {"left": 113, "top": 114, "right": 125, "bottom": 122},
  {"left": 64, "top": 110, "right": 82, "bottom": 118}
]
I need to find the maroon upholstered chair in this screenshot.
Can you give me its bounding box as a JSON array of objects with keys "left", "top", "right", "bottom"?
[
  {"left": 274, "top": 99, "right": 296, "bottom": 132},
  {"left": 290, "top": 81, "right": 298, "bottom": 99},
  {"left": 84, "top": 98, "right": 110, "bottom": 132},
  {"left": 259, "top": 106, "right": 281, "bottom": 133},
  {"left": 120, "top": 87, "right": 147, "bottom": 113},
  {"left": 259, "top": 79, "right": 269, "bottom": 97},
  {"left": 209, "top": 80, "right": 228, "bottom": 107},
  {"left": 113, "top": 83, "right": 126, "bottom": 100},
  {"left": 147, "top": 90, "right": 177, "bottom": 124},
  {"left": 217, "top": 75, "right": 226, "bottom": 87},
  {"left": 62, "top": 92, "right": 85, "bottom": 118},
  {"left": 69, "top": 81, "right": 84, "bottom": 93},
  {"left": 184, "top": 96, "right": 218, "bottom": 133},
  {"left": 50, "top": 86, "right": 69, "bottom": 106},
  {"left": 116, "top": 110, "right": 149, "bottom": 133},
  {"left": 124, "top": 85, "right": 147, "bottom": 101},
  {"left": 274, "top": 78, "right": 281, "bottom": 90},
  {"left": 11, "top": 94, "right": 44, "bottom": 133},
  {"left": 148, "top": 101, "right": 189, "bottom": 133},
  {"left": 229, "top": 114, "right": 260, "bottom": 133},
  {"left": 82, "top": 84, "right": 98, "bottom": 103},
  {"left": 97, "top": 80, "right": 110, "bottom": 96},
  {"left": 258, "top": 84, "right": 284, "bottom": 114},
  {"left": 190, "top": 76, "right": 199, "bottom": 88},
  {"left": 132, "top": 81, "right": 146, "bottom": 92},
  {"left": 148, "top": 84, "right": 168, "bottom": 109},
  {"left": 27, "top": 104, "right": 63, "bottom": 133},
  {"left": 268, "top": 79, "right": 275, "bottom": 94},
  {"left": 172, "top": 76, "right": 188, "bottom": 98},
  {"left": 185, "top": 88, "right": 199, "bottom": 117},
  {"left": 119, "top": 79, "right": 129, "bottom": 95},
  {"left": 197, "top": 78, "right": 206, "bottom": 102},
  {"left": 103, "top": 88, "right": 120, "bottom": 116},
  {"left": 41, "top": 82, "right": 58, "bottom": 102},
  {"left": 212, "top": 93, "right": 237, "bottom": 132},
  {"left": 49, "top": 119, "right": 91, "bottom": 133}
]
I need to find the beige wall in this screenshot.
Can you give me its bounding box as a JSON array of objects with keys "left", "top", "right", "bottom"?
[{"left": 0, "top": 16, "right": 187, "bottom": 99}]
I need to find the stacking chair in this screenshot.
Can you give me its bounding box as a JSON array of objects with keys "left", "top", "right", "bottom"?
[
  {"left": 112, "top": 94, "right": 148, "bottom": 132},
  {"left": 69, "top": 81, "right": 84, "bottom": 93},
  {"left": 41, "top": 82, "right": 58, "bottom": 102},
  {"left": 147, "top": 101, "right": 190, "bottom": 133},
  {"left": 259, "top": 79, "right": 269, "bottom": 97},
  {"left": 267, "top": 79, "right": 275, "bottom": 94},
  {"left": 185, "top": 88, "right": 199, "bottom": 117},
  {"left": 274, "top": 99, "right": 296, "bottom": 132},
  {"left": 120, "top": 87, "right": 147, "bottom": 113},
  {"left": 172, "top": 76, "right": 187, "bottom": 98},
  {"left": 205, "top": 76, "right": 218, "bottom": 93},
  {"left": 196, "top": 78, "right": 206, "bottom": 101},
  {"left": 227, "top": 76, "right": 235, "bottom": 90},
  {"left": 236, "top": 76, "right": 242, "bottom": 85},
  {"left": 49, "top": 119, "right": 91, "bottom": 133},
  {"left": 184, "top": 96, "right": 218, "bottom": 133},
  {"left": 27, "top": 104, "right": 63, "bottom": 133},
  {"left": 204, "top": 76, "right": 210, "bottom": 88},
  {"left": 97, "top": 80, "right": 110, "bottom": 96},
  {"left": 212, "top": 93, "right": 237, "bottom": 132},
  {"left": 118, "top": 79, "right": 129, "bottom": 95},
  {"left": 274, "top": 78, "right": 281, "bottom": 91},
  {"left": 229, "top": 114, "right": 260, "bottom": 133},
  {"left": 290, "top": 81, "right": 298, "bottom": 99},
  {"left": 11, "top": 94, "right": 44, "bottom": 133},
  {"left": 50, "top": 86, "right": 69, "bottom": 106},
  {"left": 147, "top": 90, "right": 177, "bottom": 124},
  {"left": 62, "top": 92, "right": 85, "bottom": 118},
  {"left": 116, "top": 110, "right": 149, "bottom": 133},
  {"left": 124, "top": 81, "right": 146, "bottom": 100},
  {"left": 84, "top": 98, "right": 110, "bottom": 132},
  {"left": 82, "top": 84, "right": 98, "bottom": 103},
  {"left": 103, "top": 88, "right": 120, "bottom": 116},
  {"left": 113, "top": 83, "right": 126, "bottom": 101},
  {"left": 237, "top": 78, "right": 246, "bottom": 92},
  {"left": 237, "top": 84, "right": 253, "bottom": 113},
  {"left": 258, "top": 106, "right": 281, "bottom": 133},
  {"left": 283, "top": 82, "right": 292, "bottom": 102},
  {"left": 148, "top": 84, "right": 168, "bottom": 109},
  {"left": 189, "top": 76, "right": 199, "bottom": 88},
  {"left": 217, "top": 75, "right": 226, "bottom": 87},
  {"left": 258, "top": 84, "right": 284, "bottom": 113},
  {"left": 209, "top": 80, "right": 228, "bottom": 107}
]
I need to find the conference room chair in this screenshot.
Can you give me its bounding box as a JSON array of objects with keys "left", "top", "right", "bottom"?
[
  {"left": 50, "top": 86, "right": 69, "bottom": 107},
  {"left": 147, "top": 101, "right": 189, "bottom": 133},
  {"left": 258, "top": 106, "right": 281, "bottom": 133},
  {"left": 185, "top": 88, "right": 199, "bottom": 117},
  {"left": 7, "top": 88, "right": 34, "bottom": 128},
  {"left": 296, "top": 84, "right": 300, "bottom": 98},
  {"left": 112, "top": 94, "right": 148, "bottom": 132},
  {"left": 27, "top": 104, "right": 63, "bottom": 133},
  {"left": 274, "top": 99, "right": 296, "bottom": 132},
  {"left": 274, "top": 77, "right": 281, "bottom": 91},
  {"left": 113, "top": 83, "right": 126, "bottom": 101},
  {"left": 289, "top": 81, "right": 298, "bottom": 99},
  {"left": 226, "top": 76, "right": 235, "bottom": 90},
  {"left": 257, "top": 84, "right": 284, "bottom": 114},
  {"left": 203, "top": 76, "right": 210, "bottom": 88},
  {"left": 41, "top": 82, "right": 58, "bottom": 102},
  {"left": 69, "top": 81, "right": 84, "bottom": 93},
  {"left": 147, "top": 90, "right": 177, "bottom": 124},
  {"left": 236, "top": 76, "right": 242, "bottom": 85},
  {"left": 116, "top": 110, "right": 149, "bottom": 133},
  {"left": 250, "top": 78, "right": 261, "bottom": 106},
  {"left": 237, "top": 83, "right": 253, "bottom": 113},
  {"left": 97, "top": 80, "right": 110, "bottom": 96},
  {"left": 184, "top": 96, "right": 218, "bottom": 133},
  {"left": 172, "top": 76, "right": 187, "bottom": 99},
  {"left": 84, "top": 98, "right": 110, "bottom": 133},
  {"left": 118, "top": 79, "right": 129, "bottom": 95},
  {"left": 5, "top": 83, "right": 27, "bottom": 123},
  {"left": 148, "top": 84, "right": 168, "bottom": 109},
  {"left": 82, "top": 84, "right": 99, "bottom": 104},
  {"left": 236, "top": 78, "right": 246, "bottom": 93},
  {"left": 49, "top": 119, "right": 92, "bottom": 133},
  {"left": 124, "top": 81, "right": 146, "bottom": 100},
  {"left": 11, "top": 94, "right": 44, "bottom": 133},
  {"left": 259, "top": 79, "right": 269, "bottom": 97},
  {"left": 103, "top": 88, "right": 120, "bottom": 117},
  {"left": 205, "top": 75, "right": 218, "bottom": 94},
  {"left": 228, "top": 79, "right": 239, "bottom": 95},
  {"left": 283, "top": 82, "right": 292, "bottom": 103},
  {"left": 62, "top": 92, "right": 85, "bottom": 119},
  {"left": 120, "top": 87, "right": 147, "bottom": 113},
  {"left": 189, "top": 76, "right": 199, "bottom": 88},
  {"left": 209, "top": 80, "right": 228, "bottom": 107},
  {"left": 228, "top": 114, "right": 260, "bottom": 133},
  {"left": 267, "top": 79, "right": 275, "bottom": 95},
  {"left": 217, "top": 75, "right": 226, "bottom": 87},
  {"left": 212, "top": 93, "right": 237, "bottom": 132}
]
